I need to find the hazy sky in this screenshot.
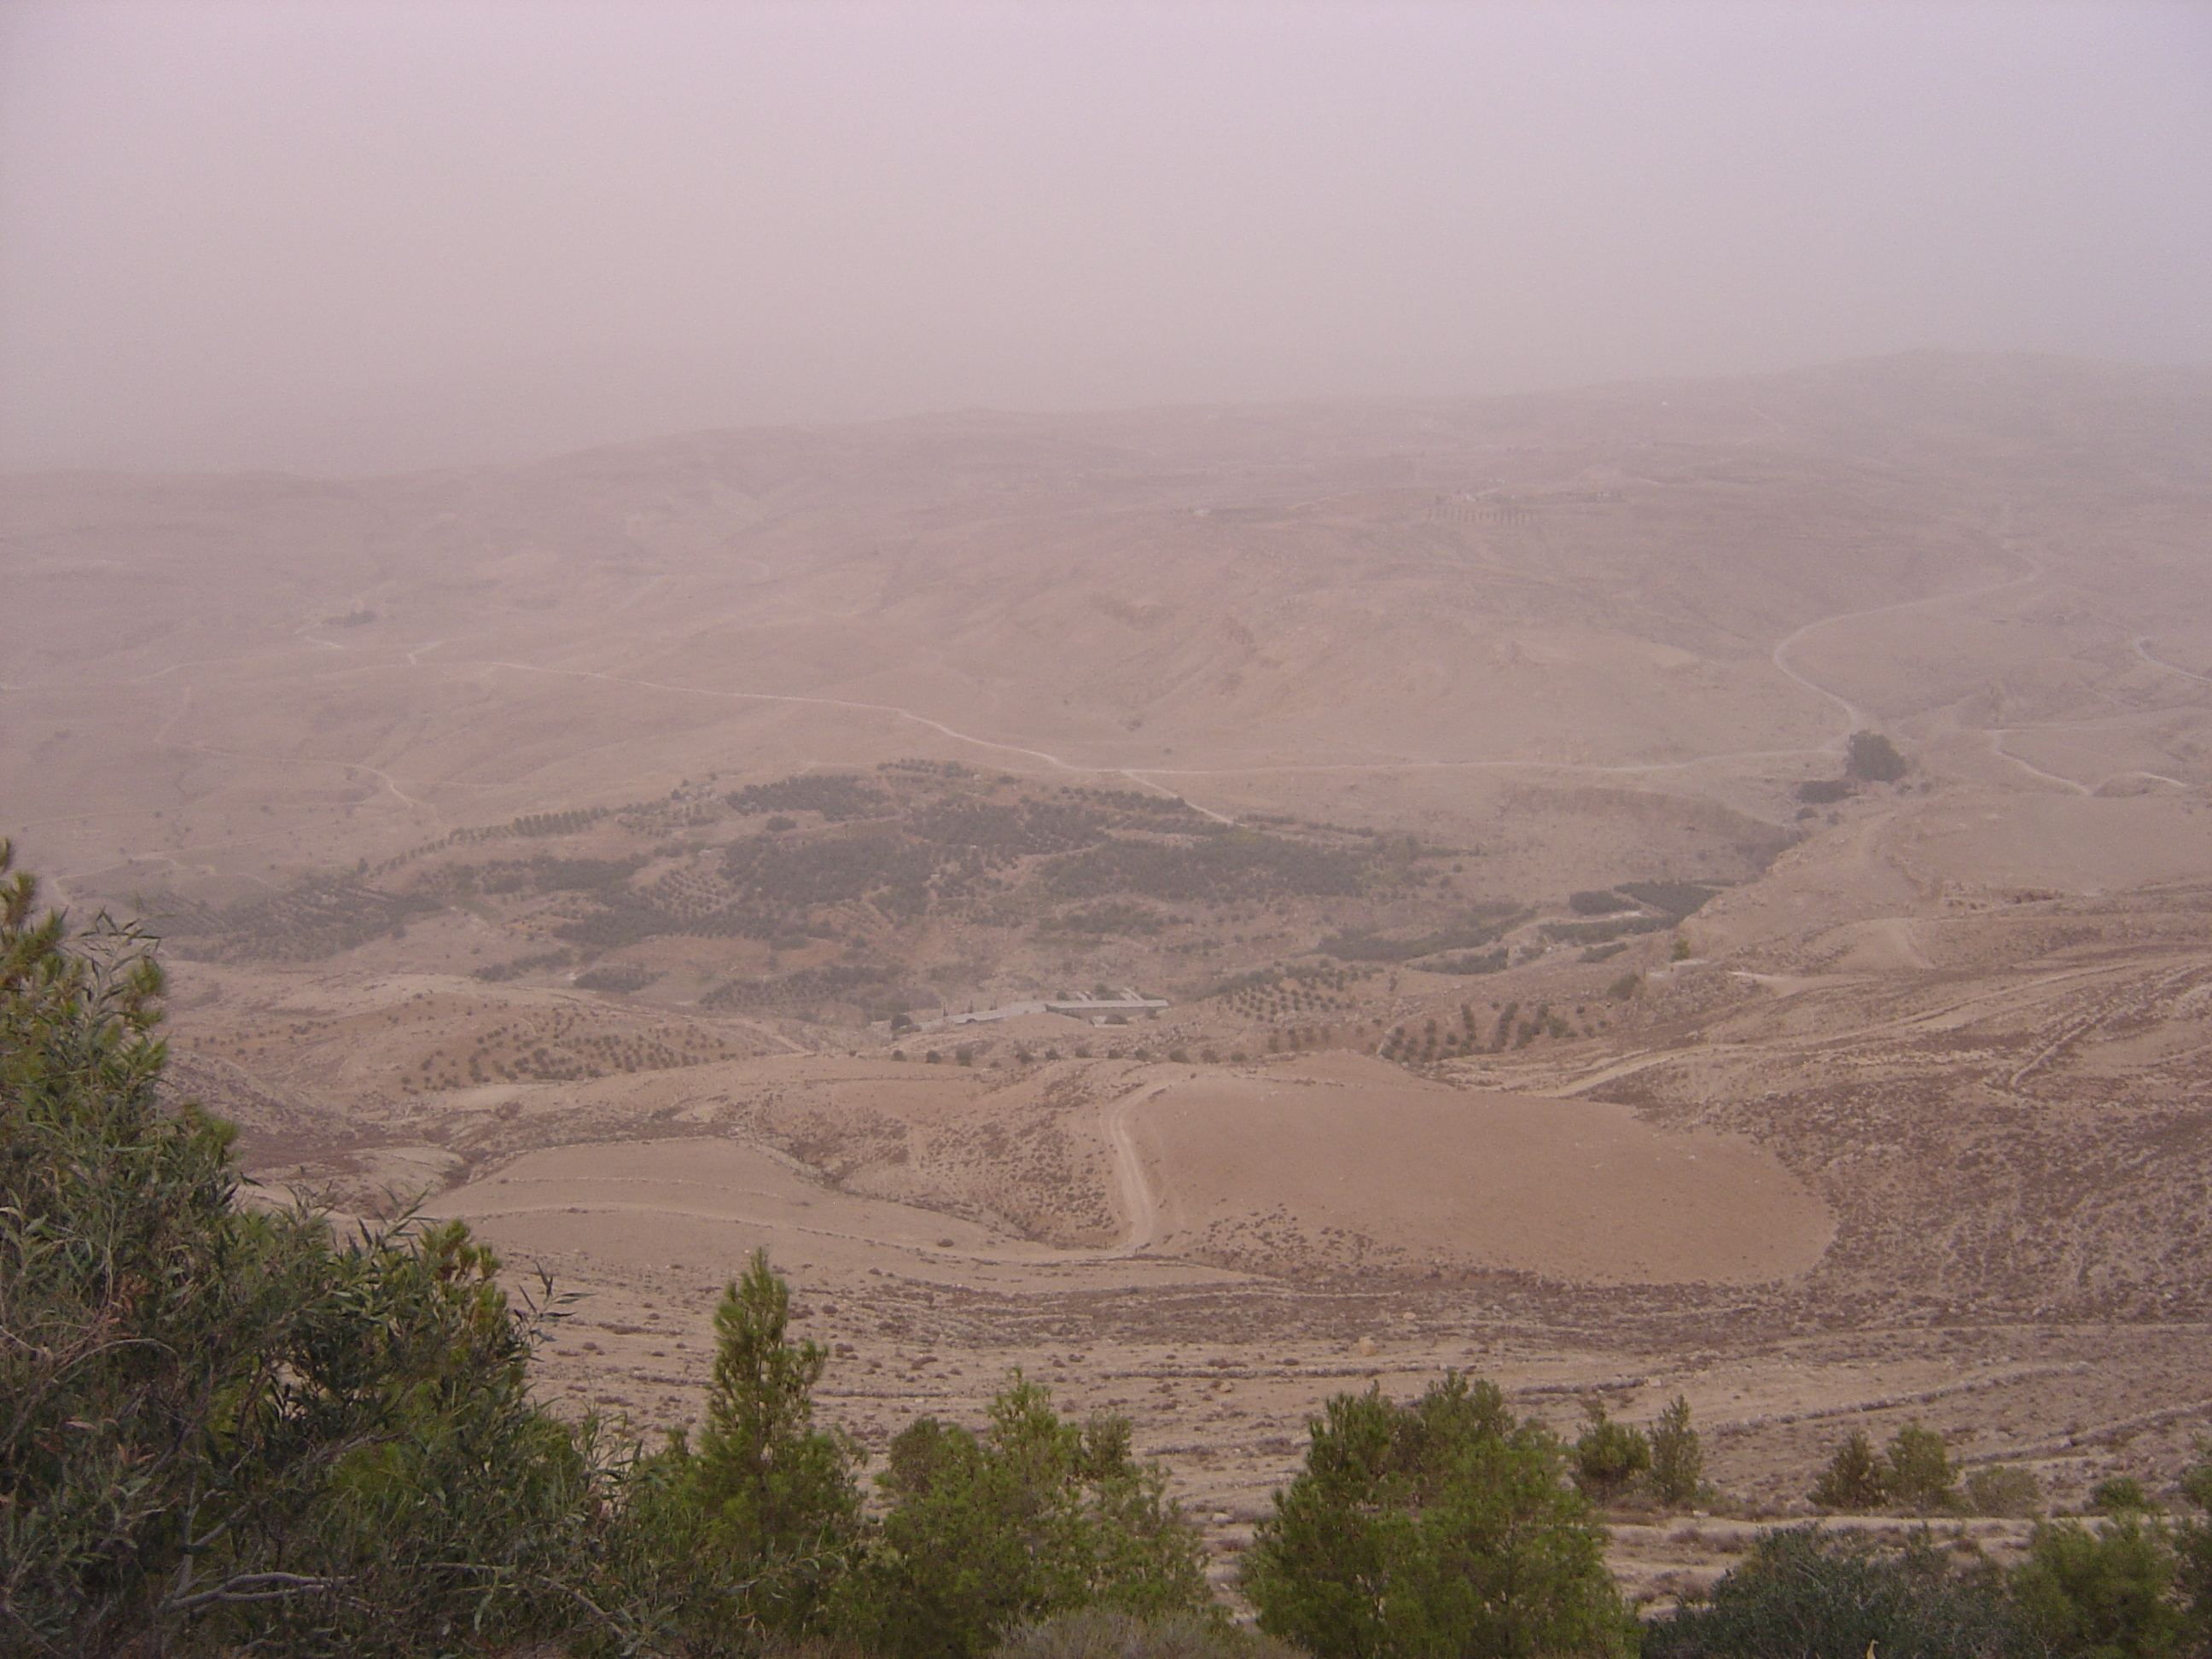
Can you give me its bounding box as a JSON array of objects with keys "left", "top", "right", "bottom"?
[{"left": 3, "top": 0, "right": 2208, "bottom": 474}]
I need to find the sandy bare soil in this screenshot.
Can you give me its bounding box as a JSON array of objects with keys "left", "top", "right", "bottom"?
[{"left": 9, "top": 350, "right": 2212, "bottom": 1608}]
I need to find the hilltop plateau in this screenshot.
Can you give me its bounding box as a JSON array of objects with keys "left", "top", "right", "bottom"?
[{"left": 7, "top": 349, "right": 2212, "bottom": 1604}]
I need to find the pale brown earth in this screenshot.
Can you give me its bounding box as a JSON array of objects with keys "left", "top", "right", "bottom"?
[{"left": 8, "top": 350, "right": 2212, "bottom": 1609}]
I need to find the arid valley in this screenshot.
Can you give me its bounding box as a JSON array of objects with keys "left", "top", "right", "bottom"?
[{"left": 8, "top": 350, "right": 2211, "bottom": 1610}]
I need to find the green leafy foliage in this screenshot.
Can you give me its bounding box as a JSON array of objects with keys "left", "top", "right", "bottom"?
[
  {"left": 2010, "top": 1516, "right": 2185, "bottom": 1658},
  {"left": 1571, "top": 1405, "right": 1650, "bottom": 1503},
  {"left": 0, "top": 842, "right": 606, "bottom": 1657},
  {"left": 1965, "top": 1465, "right": 2045, "bottom": 1518},
  {"left": 837, "top": 1377, "right": 1209, "bottom": 1659},
  {"left": 1645, "top": 1395, "right": 1706, "bottom": 1508},
  {"left": 1885, "top": 1421, "right": 1961, "bottom": 1514},
  {"left": 1643, "top": 1524, "right": 2023, "bottom": 1658},
  {"left": 1241, "top": 1376, "right": 1630, "bottom": 1658},
  {"left": 1809, "top": 1429, "right": 1889, "bottom": 1511},
  {"left": 614, "top": 1249, "right": 864, "bottom": 1650},
  {"left": 2092, "top": 1477, "right": 2159, "bottom": 1515}
]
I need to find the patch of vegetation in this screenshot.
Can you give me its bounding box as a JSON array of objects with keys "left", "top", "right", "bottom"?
[
  {"left": 1044, "top": 830, "right": 1366, "bottom": 905},
  {"left": 572, "top": 963, "right": 661, "bottom": 993},
  {"left": 1208, "top": 963, "right": 1364, "bottom": 1005},
  {"left": 1846, "top": 730, "right": 1910, "bottom": 783},
  {"left": 1317, "top": 904, "right": 1528, "bottom": 963},
  {"left": 1418, "top": 949, "right": 1510, "bottom": 975},
  {"left": 471, "top": 946, "right": 577, "bottom": 982},
  {"left": 910, "top": 799, "right": 1107, "bottom": 857},
  {"left": 727, "top": 772, "right": 892, "bottom": 821},
  {"left": 1540, "top": 913, "right": 1673, "bottom": 946},
  {"left": 1036, "top": 902, "right": 1171, "bottom": 937},
  {"left": 1242, "top": 1376, "right": 1633, "bottom": 1657},
  {"left": 1569, "top": 888, "right": 1637, "bottom": 914},
  {"left": 157, "top": 874, "right": 445, "bottom": 961},
  {"left": 1614, "top": 879, "right": 1720, "bottom": 919},
  {"left": 1643, "top": 1525, "right": 2022, "bottom": 1659},
  {"left": 702, "top": 963, "right": 922, "bottom": 1022},
  {"left": 1796, "top": 777, "right": 1856, "bottom": 804}
]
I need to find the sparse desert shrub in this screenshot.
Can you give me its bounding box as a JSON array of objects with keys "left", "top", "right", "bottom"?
[
  {"left": 2092, "top": 1476, "right": 2160, "bottom": 1514},
  {"left": 1965, "top": 1464, "right": 2044, "bottom": 1517}
]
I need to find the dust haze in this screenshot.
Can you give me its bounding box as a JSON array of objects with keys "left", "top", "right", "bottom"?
[
  {"left": 6, "top": 0, "right": 2212, "bottom": 1618},
  {"left": 3, "top": 1, "right": 2209, "bottom": 474}
]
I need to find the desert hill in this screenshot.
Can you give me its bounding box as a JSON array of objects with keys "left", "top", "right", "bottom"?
[{"left": 7, "top": 350, "right": 2212, "bottom": 1581}]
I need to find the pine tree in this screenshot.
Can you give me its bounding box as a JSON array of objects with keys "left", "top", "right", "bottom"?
[
  {"left": 1810, "top": 1429, "right": 1889, "bottom": 1511},
  {"left": 635, "top": 1249, "right": 862, "bottom": 1640},
  {"left": 1883, "top": 1422, "right": 1959, "bottom": 1514},
  {"left": 1647, "top": 1395, "right": 1706, "bottom": 1507}
]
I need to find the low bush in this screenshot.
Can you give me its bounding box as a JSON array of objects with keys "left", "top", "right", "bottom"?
[{"left": 1644, "top": 1526, "right": 2021, "bottom": 1659}]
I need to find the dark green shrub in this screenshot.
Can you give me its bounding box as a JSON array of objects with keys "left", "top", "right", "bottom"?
[
  {"left": 1242, "top": 1375, "right": 1631, "bottom": 1658},
  {"left": 836, "top": 1377, "right": 1208, "bottom": 1659},
  {"left": 1965, "top": 1465, "right": 2044, "bottom": 1518},
  {"left": 1885, "top": 1422, "right": 1961, "bottom": 1514},
  {"left": 2010, "top": 1516, "right": 2184, "bottom": 1657},
  {"left": 1643, "top": 1524, "right": 2021, "bottom": 1659},
  {"left": 1646, "top": 1396, "right": 1706, "bottom": 1508},
  {"left": 0, "top": 844, "right": 607, "bottom": 1657},
  {"left": 2092, "top": 1477, "right": 2159, "bottom": 1515},
  {"left": 1572, "top": 1405, "right": 1650, "bottom": 1503},
  {"left": 1810, "top": 1429, "right": 1889, "bottom": 1511}
]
